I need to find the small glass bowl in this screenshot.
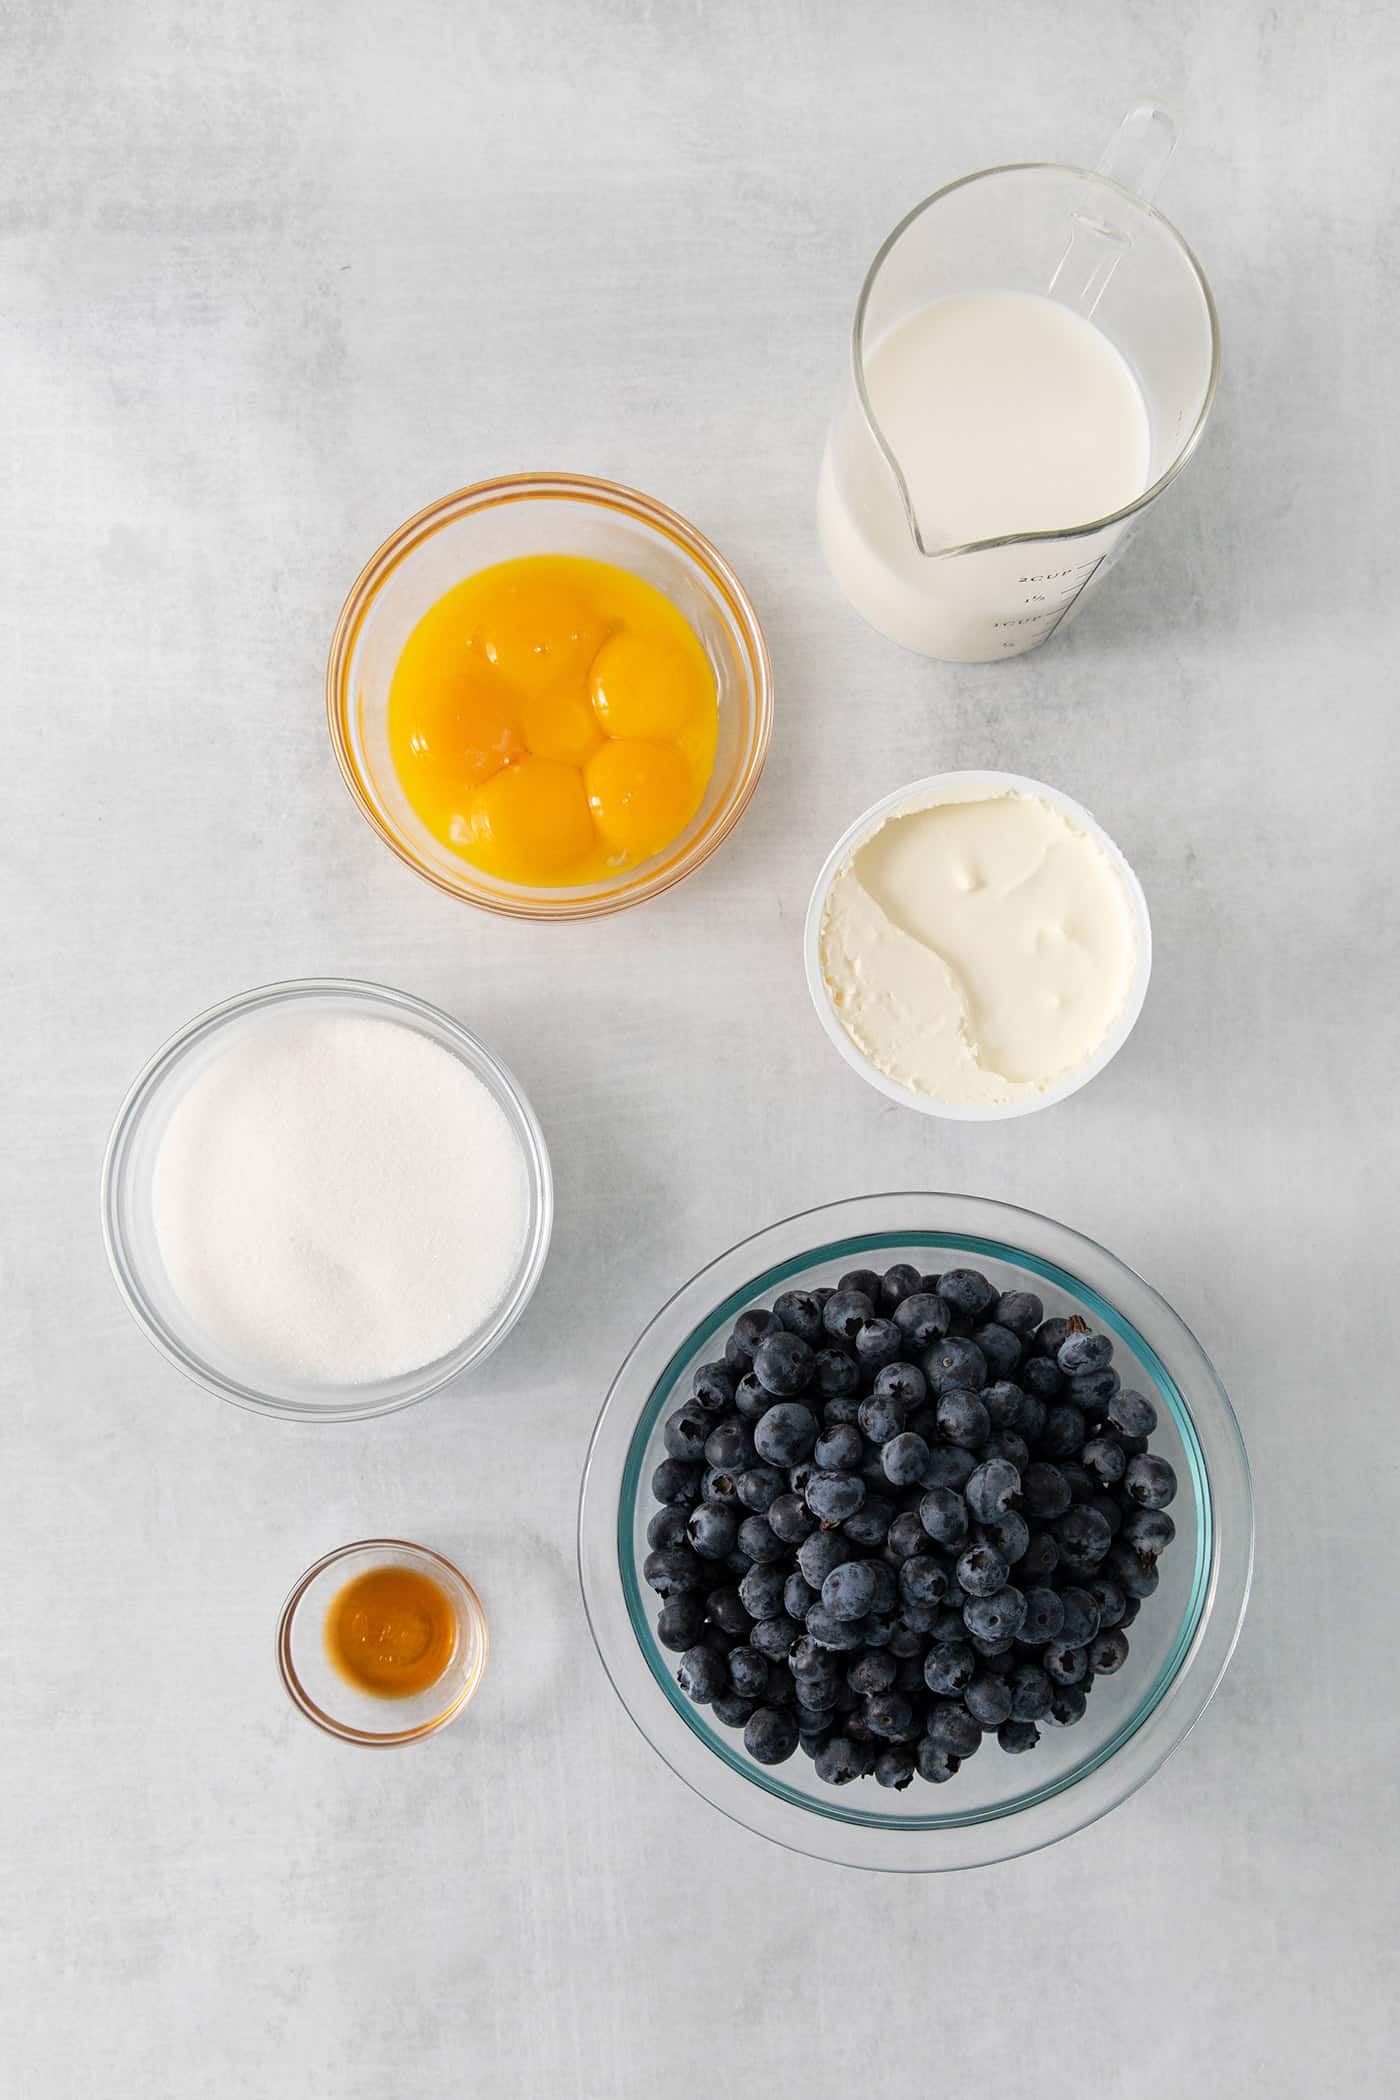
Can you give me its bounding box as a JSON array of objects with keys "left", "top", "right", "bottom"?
[
  {"left": 578, "top": 1193, "right": 1253, "bottom": 1872},
  {"left": 804, "top": 771, "right": 1153, "bottom": 1121},
  {"left": 277, "top": 1540, "right": 488, "bottom": 1745},
  {"left": 100, "top": 977, "right": 553, "bottom": 1421},
  {"left": 327, "top": 472, "right": 773, "bottom": 919}
]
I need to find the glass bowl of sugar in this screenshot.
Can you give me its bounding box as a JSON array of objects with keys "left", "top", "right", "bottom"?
[{"left": 101, "top": 978, "right": 553, "bottom": 1420}]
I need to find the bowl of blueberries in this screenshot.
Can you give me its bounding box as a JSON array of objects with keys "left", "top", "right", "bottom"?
[{"left": 578, "top": 1193, "right": 1253, "bottom": 1871}]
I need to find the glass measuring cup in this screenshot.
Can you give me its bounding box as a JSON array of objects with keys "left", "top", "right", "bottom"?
[{"left": 817, "top": 106, "right": 1220, "bottom": 663}]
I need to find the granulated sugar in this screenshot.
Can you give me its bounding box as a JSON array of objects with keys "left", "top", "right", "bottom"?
[{"left": 152, "top": 1009, "right": 530, "bottom": 1384}]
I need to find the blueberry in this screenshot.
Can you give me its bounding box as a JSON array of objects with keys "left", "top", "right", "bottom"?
[
  {"left": 823, "top": 1289, "right": 874, "bottom": 1343},
  {"left": 783, "top": 1572, "right": 818, "bottom": 1621},
  {"left": 877, "top": 1357, "right": 929, "bottom": 1405},
  {"left": 738, "top": 1564, "right": 786, "bottom": 1620},
  {"left": 965, "top": 1457, "right": 1020, "bottom": 1524},
  {"left": 1034, "top": 1317, "right": 1071, "bottom": 1358},
  {"left": 922, "top": 1443, "right": 977, "bottom": 1490},
  {"left": 700, "top": 1465, "right": 741, "bottom": 1508},
  {"left": 1081, "top": 1436, "right": 1127, "bottom": 1487},
  {"left": 752, "top": 1402, "right": 819, "bottom": 1468},
  {"left": 1022, "top": 1356, "right": 1063, "bottom": 1401},
  {"left": 643, "top": 1545, "right": 704, "bottom": 1595},
  {"left": 788, "top": 1633, "right": 834, "bottom": 1679},
  {"left": 918, "top": 1486, "right": 969, "bottom": 1548},
  {"left": 727, "top": 1308, "right": 782, "bottom": 1366},
  {"left": 814, "top": 1735, "right": 868, "bottom": 1786},
  {"left": 704, "top": 1418, "right": 753, "bottom": 1473},
  {"left": 981, "top": 1380, "right": 1026, "bottom": 1430},
  {"left": 925, "top": 1337, "right": 988, "bottom": 1394},
  {"left": 915, "top": 1740, "right": 962, "bottom": 1783},
  {"left": 969, "top": 1629, "right": 1017, "bottom": 1659},
  {"left": 646, "top": 1506, "right": 690, "bottom": 1552},
  {"left": 687, "top": 1503, "right": 739, "bottom": 1560},
  {"left": 651, "top": 1458, "right": 702, "bottom": 1507},
  {"left": 751, "top": 1613, "right": 802, "bottom": 1659},
  {"left": 1043, "top": 1643, "right": 1088, "bottom": 1687},
  {"left": 773, "top": 1289, "right": 824, "bottom": 1345},
  {"left": 707, "top": 1586, "right": 750, "bottom": 1636},
  {"left": 805, "top": 1604, "right": 868, "bottom": 1651},
  {"left": 1053, "top": 1504, "right": 1114, "bottom": 1571},
  {"left": 879, "top": 1263, "right": 923, "bottom": 1311},
  {"left": 799, "top": 1727, "right": 833, "bottom": 1760},
  {"left": 863, "top": 1688, "right": 915, "bottom": 1738},
  {"left": 1069, "top": 1364, "right": 1121, "bottom": 1408},
  {"left": 984, "top": 1430, "right": 1031, "bottom": 1475},
  {"left": 938, "top": 1269, "right": 998, "bottom": 1320},
  {"left": 1040, "top": 1403, "right": 1087, "bottom": 1458},
  {"left": 963, "top": 1585, "right": 1026, "bottom": 1642},
  {"left": 956, "top": 1542, "right": 1009, "bottom": 1597},
  {"left": 813, "top": 1348, "right": 861, "bottom": 1399},
  {"left": 1124, "top": 1454, "right": 1177, "bottom": 1510},
  {"left": 1121, "top": 1507, "right": 1176, "bottom": 1559},
  {"left": 736, "top": 1465, "right": 784, "bottom": 1513},
  {"left": 965, "top": 1672, "right": 1014, "bottom": 1728},
  {"left": 711, "top": 1691, "right": 756, "bottom": 1728},
  {"left": 1021, "top": 1529, "right": 1060, "bottom": 1580},
  {"left": 1108, "top": 1388, "right": 1158, "bottom": 1439},
  {"left": 855, "top": 1318, "right": 902, "bottom": 1372},
  {"left": 885, "top": 1620, "right": 925, "bottom": 1659},
  {"left": 897, "top": 1555, "right": 947, "bottom": 1609},
  {"left": 727, "top": 1644, "right": 769, "bottom": 1698},
  {"left": 732, "top": 1372, "right": 771, "bottom": 1421},
  {"left": 897, "top": 1600, "right": 939, "bottom": 1635},
  {"left": 892, "top": 1293, "right": 951, "bottom": 1353},
  {"left": 656, "top": 1594, "right": 707, "bottom": 1651},
  {"left": 885, "top": 1510, "right": 928, "bottom": 1562},
  {"left": 691, "top": 1361, "right": 736, "bottom": 1411},
  {"left": 1083, "top": 1575, "right": 1125, "bottom": 1628},
  {"left": 926, "top": 1699, "right": 982, "bottom": 1757},
  {"left": 822, "top": 1560, "right": 877, "bottom": 1621},
  {"left": 1021, "top": 1462, "right": 1070, "bottom": 1520},
  {"left": 1018, "top": 1585, "right": 1065, "bottom": 1645},
  {"left": 809, "top": 1421, "right": 859, "bottom": 1472},
  {"left": 977, "top": 1510, "right": 1030, "bottom": 1564},
  {"left": 1058, "top": 1588, "right": 1102, "bottom": 1647},
  {"left": 972, "top": 1323, "right": 1023, "bottom": 1380},
  {"left": 1009, "top": 1662, "right": 1053, "bottom": 1721},
  {"left": 806, "top": 1470, "right": 866, "bottom": 1522},
  {"left": 796, "top": 1528, "right": 855, "bottom": 1586},
  {"left": 664, "top": 1403, "right": 711, "bottom": 1463},
  {"left": 1056, "top": 1325, "right": 1113, "bottom": 1377},
  {"left": 1047, "top": 1683, "right": 1088, "bottom": 1727},
  {"left": 1120, "top": 1594, "right": 1142, "bottom": 1628},
  {"left": 881, "top": 1431, "right": 930, "bottom": 1487},
  {"left": 843, "top": 1494, "right": 894, "bottom": 1548},
  {"left": 1088, "top": 1492, "right": 1124, "bottom": 1540},
  {"left": 937, "top": 1389, "right": 991, "bottom": 1449},
  {"left": 994, "top": 1290, "right": 1044, "bottom": 1337},
  {"left": 730, "top": 1520, "right": 785, "bottom": 1570},
  {"left": 1090, "top": 1627, "right": 1130, "bottom": 1675},
  {"left": 1060, "top": 1460, "right": 1094, "bottom": 1504},
  {"left": 1105, "top": 1542, "right": 1160, "bottom": 1600},
  {"left": 875, "top": 1744, "right": 918, "bottom": 1789},
  {"left": 744, "top": 1707, "right": 799, "bottom": 1765},
  {"left": 865, "top": 1561, "right": 898, "bottom": 1614},
  {"left": 997, "top": 1719, "right": 1041, "bottom": 1754},
  {"left": 753, "top": 1331, "right": 815, "bottom": 1398},
  {"left": 767, "top": 1492, "right": 816, "bottom": 1545}
]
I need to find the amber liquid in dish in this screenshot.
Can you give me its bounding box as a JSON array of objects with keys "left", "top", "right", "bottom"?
[{"left": 324, "top": 1564, "right": 458, "bottom": 1699}]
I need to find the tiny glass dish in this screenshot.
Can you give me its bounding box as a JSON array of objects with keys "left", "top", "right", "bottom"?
[
  {"left": 327, "top": 472, "right": 773, "bottom": 919},
  {"left": 100, "top": 977, "right": 553, "bottom": 1422},
  {"left": 804, "top": 769, "right": 1153, "bottom": 1121},
  {"left": 578, "top": 1193, "right": 1253, "bottom": 1872},
  {"left": 277, "top": 1540, "right": 488, "bottom": 1745}
]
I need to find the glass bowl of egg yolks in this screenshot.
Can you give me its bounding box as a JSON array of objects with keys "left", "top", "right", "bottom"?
[{"left": 328, "top": 474, "right": 773, "bottom": 919}]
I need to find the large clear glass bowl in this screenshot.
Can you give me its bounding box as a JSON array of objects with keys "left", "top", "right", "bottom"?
[
  {"left": 327, "top": 473, "right": 772, "bottom": 920},
  {"left": 578, "top": 1194, "right": 1253, "bottom": 1871},
  {"left": 101, "top": 978, "right": 553, "bottom": 1422}
]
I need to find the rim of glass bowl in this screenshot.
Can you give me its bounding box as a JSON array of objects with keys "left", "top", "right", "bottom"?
[
  {"left": 100, "top": 977, "right": 554, "bottom": 1423},
  {"left": 325, "top": 471, "right": 774, "bottom": 921},
  {"left": 578, "top": 1193, "right": 1253, "bottom": 1872},
  {"left": 803, "top": 771, "right": 1153, "bottom": 1122},
  {"left": 277, "top": 1538, "right": 490, "bottom": 1745}
]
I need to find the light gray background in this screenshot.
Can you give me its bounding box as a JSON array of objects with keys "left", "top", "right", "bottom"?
[{"left": 4, "top": 2, "right": 1396, "bottom": 2094}]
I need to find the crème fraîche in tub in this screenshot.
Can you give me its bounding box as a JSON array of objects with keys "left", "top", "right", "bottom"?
[{"left": 818, "top": 786, "right": 1141, "bottom": 1108}]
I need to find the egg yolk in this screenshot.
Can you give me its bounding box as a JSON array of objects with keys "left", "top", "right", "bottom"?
[{"left": 387, "top": 554, "right": 718, "bottom": 888}]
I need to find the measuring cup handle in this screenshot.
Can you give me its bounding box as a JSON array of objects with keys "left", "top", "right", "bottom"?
[{"left": 1096, "top": 102, "right": 1177, "bottom": 204}]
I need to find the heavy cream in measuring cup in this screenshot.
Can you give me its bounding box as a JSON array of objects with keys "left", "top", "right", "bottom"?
[{"left": 818, "top": 290, "right": 1153, "bottom": 661}]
